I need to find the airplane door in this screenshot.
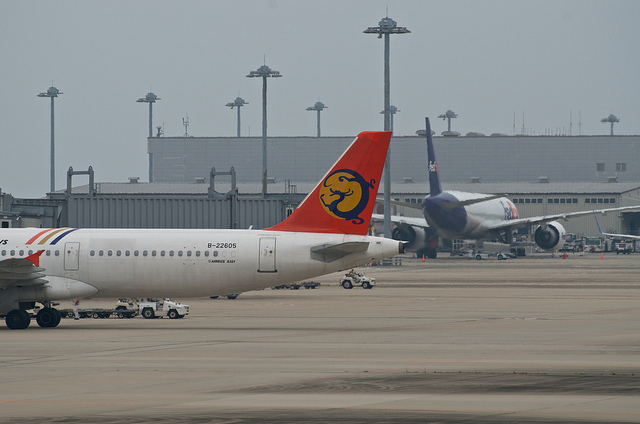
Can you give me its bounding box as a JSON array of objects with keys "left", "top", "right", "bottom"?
[
  {"left": 258, "top": 237, "right": 277, "bottom": 272},
  {"left": 64, "top": 242, "right": 80, "bottom": 271}
]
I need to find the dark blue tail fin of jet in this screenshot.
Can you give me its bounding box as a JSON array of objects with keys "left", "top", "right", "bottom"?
[{"left": 426, "top": 117, "right": 442, "bottom": 196}]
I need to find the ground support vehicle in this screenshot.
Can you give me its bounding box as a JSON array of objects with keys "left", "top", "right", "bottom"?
[
  {"left": 616, "top": 242, "right": 634, "bottom": 254},
  {"left": 58, "top": 307, "right": 136, "bottom": 319},
  {"left": 340, "top": 271, "right": 375, "bottom": 289},
  {"left": 138, "top": 298, "right": 189, "bottom": 319},
  {"left": 272, "top": 282, "right": 320, "bottom": 290},
  {"left": 272, "top": 283, "right": 300, "bottom": 290}
]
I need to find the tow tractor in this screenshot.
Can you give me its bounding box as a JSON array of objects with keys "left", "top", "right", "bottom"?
[
  {"left": 138, "top": 298, "right": 189, "bottom": 319},
  {"left": 340, "top": 270, "right": 375, "bottom": 289}
]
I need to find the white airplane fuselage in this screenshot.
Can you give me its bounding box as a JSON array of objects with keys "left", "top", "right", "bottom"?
[{"left": 0, "top": 228, "right": 399, "bottom": 310}]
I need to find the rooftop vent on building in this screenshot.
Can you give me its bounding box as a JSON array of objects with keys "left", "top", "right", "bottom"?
[
  {"left": 195, "top": 177, "right": 205, "bottom": 184},
  {"left": 607, "top": 176, "right": 618, "bottom": 183},
  {"left": 128, "top": 177, "right": 140, "bottom": 184},
  {"left": 470, "top": 177, "right": 481, "bottom": 183},
  {"left": 538, "top": 177, "right": 549, "bottom": 183}
]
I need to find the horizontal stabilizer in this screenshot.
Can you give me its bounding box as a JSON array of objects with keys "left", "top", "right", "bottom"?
[{"left": 311, "top": 241, "right": 370, "bottom": 263}]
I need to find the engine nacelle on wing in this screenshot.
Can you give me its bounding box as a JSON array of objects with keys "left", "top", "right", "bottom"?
[
  {"left": 391, "top": 223, "right": 426, "bottom": 251},
  {"left": 534, "top": 221, "right": 566, "bottom": 251}
]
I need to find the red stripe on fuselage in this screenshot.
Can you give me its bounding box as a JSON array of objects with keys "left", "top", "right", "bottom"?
[{"left": 25, "top": 229, "right": 53, "bottom": 245}]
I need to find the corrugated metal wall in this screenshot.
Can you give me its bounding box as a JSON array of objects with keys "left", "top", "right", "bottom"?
[{"left": 63, "top": 197, "right": 285, "bottom": 230}]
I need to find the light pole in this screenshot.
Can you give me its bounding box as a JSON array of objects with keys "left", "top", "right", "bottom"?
[
  {"left": 380, "top": 105, "right": 399, "bottom": 133},
  {"left": 438, "top": 110, "right": 458, "bottom": 132},
  {"left": 247, "top": 64, "right": 282, "bottom": 196},
  {"left": 137, "top": 92, "right": 161, "bottom": 182},
  {"left": 226, "top": 97, "right": 248, "bottom": 137},
  {"left": 38, "top": 86, "right": 62, "bottom": 193},
  {"left": 306, "top": 101, "right": 327, "bottom": 137},
  {"left": 364, "top": 17, "right": 410, "bottom": 238},
  {"left": 601, "top": 114, "right": 619, "bottom": 136}
]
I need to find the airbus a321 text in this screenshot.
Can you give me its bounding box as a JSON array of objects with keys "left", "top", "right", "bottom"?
[
  {"left": 0, "top": 131, "right": 402, "bottom": 329},
  {"left": 374, "top": 117, "right": 640, "bottom": 258}
]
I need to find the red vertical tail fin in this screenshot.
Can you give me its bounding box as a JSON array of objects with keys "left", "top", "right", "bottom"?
[{"left": 267, "top": 131, "right": 392, "bottom": 235}]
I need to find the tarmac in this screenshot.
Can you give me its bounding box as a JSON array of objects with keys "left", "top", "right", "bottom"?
[{"left": 1, "top": 251, "right": 639, "bottom": 423}]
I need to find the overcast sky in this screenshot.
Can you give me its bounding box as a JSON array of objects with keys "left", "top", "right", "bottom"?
[{"left": 1, "top": 0, "right": 638, "bottom": 198}]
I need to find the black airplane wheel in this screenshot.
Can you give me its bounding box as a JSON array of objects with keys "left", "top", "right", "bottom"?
[
  {"left": 6, "top": 310, "right": 30, "bottom": 330},
  {"left": 36, "top": 308, "right": 59, "bottom": 328}
]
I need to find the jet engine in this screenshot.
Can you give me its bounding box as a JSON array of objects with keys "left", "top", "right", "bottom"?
[
  {"left": 391, "top": 223, "right": 426, "bottom": 252},
  {"left": 534, "top": 221, "right": 566, "bottom": 251}
]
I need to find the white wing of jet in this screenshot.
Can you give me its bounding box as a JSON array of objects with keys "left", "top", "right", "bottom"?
[
  {"left": 0, "top": 251, "right": 47, "bottom": 290},
  {"left": 376, "top": 205, "right": 640, "bottom": 233},
  {"left": 485, "top": 205, "right": 640, "bottom": 232},
  {"left": 593, "top": 210, "right": 640, "bottom": 239},
  {"left": 372, "top": 213, "right": 427, "bottom": 228}
]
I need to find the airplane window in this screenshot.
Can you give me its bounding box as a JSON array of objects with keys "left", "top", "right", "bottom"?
[
  {"left": 195, "top": 251, "right": 200, "bottom": 257},
  {"left": 160, "top": 250, "right": 165, "bottom": 257},
  {"left": 186, "top": 251, "right": 192, "bottom": 257},
  {"left": 46, "top": 250, "right": 51, "bottom": 256},
  {"left": 125, "top": 250, "right": 130, "bottom": 257},
  {"left": 55, "top": 250, "right": 60, "bottom": 256},
  {"left": 178, "top": 251, "right": 183, "bottom": 257},
  {"left": 28, "top": 250, "right": 33, "bottom": 255},
  {"left": 108, "top": 250, "right": 113, "bottom": 257},
  {"left": 143, "top": 250, "right": 148, "bottom": 257},
  {"left": 19, "top": 250, "right": 24, "bottom": 256},
  {"left": 117, "top": 250, "right": 122, "bottom": 257},
  {"left": 1, "top": 250, "right": 5, "bottom": 256},
  {"left": 90, "top": 250, "right": 95, "bottom": 257},
  {"left": 169, "top": 251, "right": 174, "bottom": 257},
  {"left": 134, "top": 251, "right": 139, "bottom": 257},
  {"left": 10, "top": 250, "right": 15, "bottom": 256},
  {"left": 152, "top": 251, "right": 157, "bottom": 257},
  {"left": 204, "top": 251, "right": 210, "bottom": 257},
  {"left": 99, "top": 250, "right": 104, "bottom": 256}
]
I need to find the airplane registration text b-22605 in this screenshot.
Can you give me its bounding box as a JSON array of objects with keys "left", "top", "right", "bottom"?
[{"left": 207, "top": 242, "right": 237, "bottom": 249}]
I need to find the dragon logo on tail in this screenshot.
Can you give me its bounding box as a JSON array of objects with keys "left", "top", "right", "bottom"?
[{"left": 319, "top": 169, "right": 374, "bottom": 225}]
